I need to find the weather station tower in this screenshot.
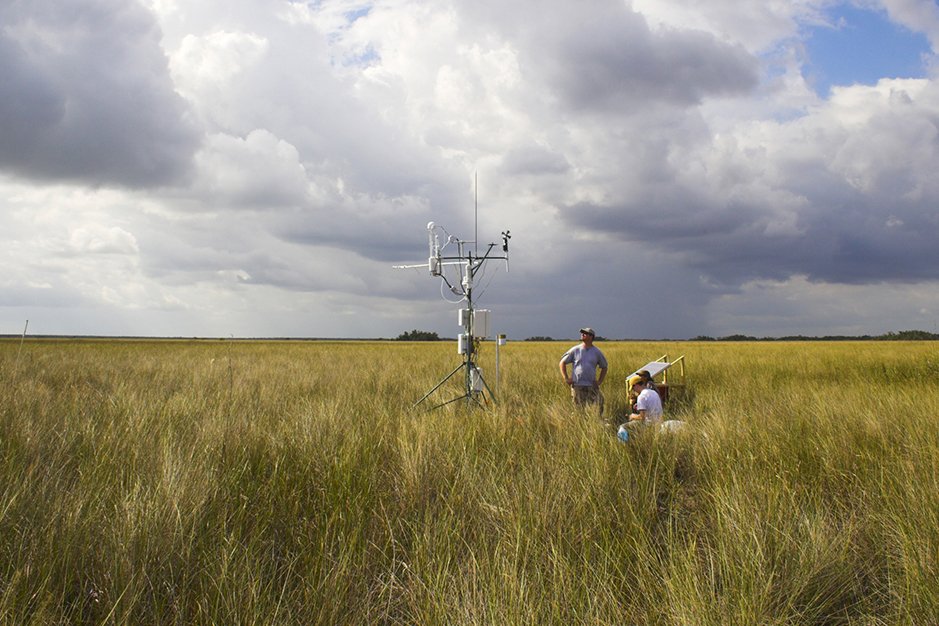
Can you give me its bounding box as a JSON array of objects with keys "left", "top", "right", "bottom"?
[{"left": 394, "top": 220, "right": 511, "bottom": 410}]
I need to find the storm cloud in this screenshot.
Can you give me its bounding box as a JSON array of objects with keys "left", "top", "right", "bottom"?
[
  {"left": 0, "top": 0, "right": 198, "bottom": 186},
  {"left": 2, "top": 0, "right": 939, "bottom": 339}
]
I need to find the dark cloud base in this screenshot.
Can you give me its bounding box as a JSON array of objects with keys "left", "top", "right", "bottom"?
[{"left": 0, "top": 0, "right": 199, "bottom": 188}]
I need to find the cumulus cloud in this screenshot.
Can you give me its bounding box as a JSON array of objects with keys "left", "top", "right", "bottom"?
[
  {"left": 510, "top": 1, "right": 760, "bottom": 112},
  {"left": 566, "top": 77, "right": 939, "bottom": 289},
  {"left": 192, "top": 130, "right": 312, "bottom": 209},
  {"left": 0, "top": 0, "right": 199, "bottom": 187},
  {"left": 68, "top": 225, "right": 140, "bottom": 255},
  {"left": 881, "top": 0, "right": 939, "bottom": 50}
]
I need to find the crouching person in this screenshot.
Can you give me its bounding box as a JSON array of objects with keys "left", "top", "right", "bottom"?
[{"left": 626, "top": 378, "right": 663, "bottom": 426}]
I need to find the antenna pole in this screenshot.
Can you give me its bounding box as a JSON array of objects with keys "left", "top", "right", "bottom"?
[
  {"left": 465, "top": 255, "right": 473, "bottom": 403},
  {"left": 474, "top": 171, "right": 478, "bottom": 256}
]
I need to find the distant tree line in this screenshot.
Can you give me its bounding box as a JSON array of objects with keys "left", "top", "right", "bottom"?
[
  {"left": 395, "top": 329, "right": 441, "bottom": 341},
  {"left": 523, "top": 330, "right": 939, "bottom": 342},
  {"left": 691, "top": 330, "right": 939, "bottom": 341},
  {"left": 393, "top": 329, "right": 939, "bottom": 342}
]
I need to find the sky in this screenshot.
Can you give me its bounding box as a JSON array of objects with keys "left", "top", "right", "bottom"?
[{"left": 2, "top": 0, "right": 939, "bottom": 340}]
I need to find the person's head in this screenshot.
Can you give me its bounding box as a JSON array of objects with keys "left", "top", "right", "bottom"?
[
  {"left": 638, "top": 369, "right": 652, "bottom": 382},
  {"left": 632, "top": 379, "right": 646, "bottom": 391},
  {"left": 579, "top": 327, "right": 595, "bottom": 344}
]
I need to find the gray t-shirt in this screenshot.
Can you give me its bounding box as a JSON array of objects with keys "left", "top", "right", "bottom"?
[{"left": 561, "top": 344, "right": 608, "bottom": 387}]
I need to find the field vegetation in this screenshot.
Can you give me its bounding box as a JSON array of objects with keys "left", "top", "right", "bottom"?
[{"left": 1, "top": 338, "right": 938, "bottom": 624}]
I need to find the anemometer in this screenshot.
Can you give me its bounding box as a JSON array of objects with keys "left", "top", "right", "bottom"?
[{"left": 394, "top": 220, "right": 511, "bottom": 409}]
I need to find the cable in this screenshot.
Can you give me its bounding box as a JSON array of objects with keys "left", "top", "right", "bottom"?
[
  {"left": 473, "top": 262, "right": 503, "bottom": 301},
  {"left": 439, "top": 277, "right": 466, "bottom": 304}
]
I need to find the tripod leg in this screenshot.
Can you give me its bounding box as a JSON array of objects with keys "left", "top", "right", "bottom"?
[
  {"left": 428, "top": 392, "right": 473, "bottom": 411},
  {"left": 413, "top": 362, "right": 466, "bottom": 407}
]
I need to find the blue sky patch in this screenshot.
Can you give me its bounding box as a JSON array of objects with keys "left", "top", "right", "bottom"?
[
  {"left": 803, "top": 4, "right": 931, "bottom": 96},
  {"left": 344, "top": 6, "right": 371, "bottom": 23}
]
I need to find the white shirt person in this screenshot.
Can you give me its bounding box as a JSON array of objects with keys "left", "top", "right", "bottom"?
[{"left": 627, "top": 379, "right": 663, "bottom": 425}]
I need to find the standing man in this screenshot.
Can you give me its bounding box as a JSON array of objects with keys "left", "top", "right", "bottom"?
[{"left": 559, "top": 327, "right": 608, "bottom": 414}]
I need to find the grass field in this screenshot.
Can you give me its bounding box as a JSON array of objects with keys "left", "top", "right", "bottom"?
[{"left": 1, "top": 338, "right": 938, "bottom": 624}]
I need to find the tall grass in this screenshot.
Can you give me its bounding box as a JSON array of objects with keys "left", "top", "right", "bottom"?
[{"left": 1, "top": 338, "right": 937, "bottom": 624}]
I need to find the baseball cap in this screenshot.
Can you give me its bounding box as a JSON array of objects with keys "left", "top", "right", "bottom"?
[{"left": 579, "top": 327, "right": 595, "bottom": 336}]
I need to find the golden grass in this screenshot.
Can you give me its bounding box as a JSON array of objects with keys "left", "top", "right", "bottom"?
[{"left": 1, "top": 338, "right": 937, "bottom": 624}]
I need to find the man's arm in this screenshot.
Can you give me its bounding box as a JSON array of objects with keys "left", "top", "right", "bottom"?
[
  {"left": 595, "top": 366, "right": 607, "bottom": 387},
  {"left": 559, "top": 359, "right": 572, "bottom": 384}
]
